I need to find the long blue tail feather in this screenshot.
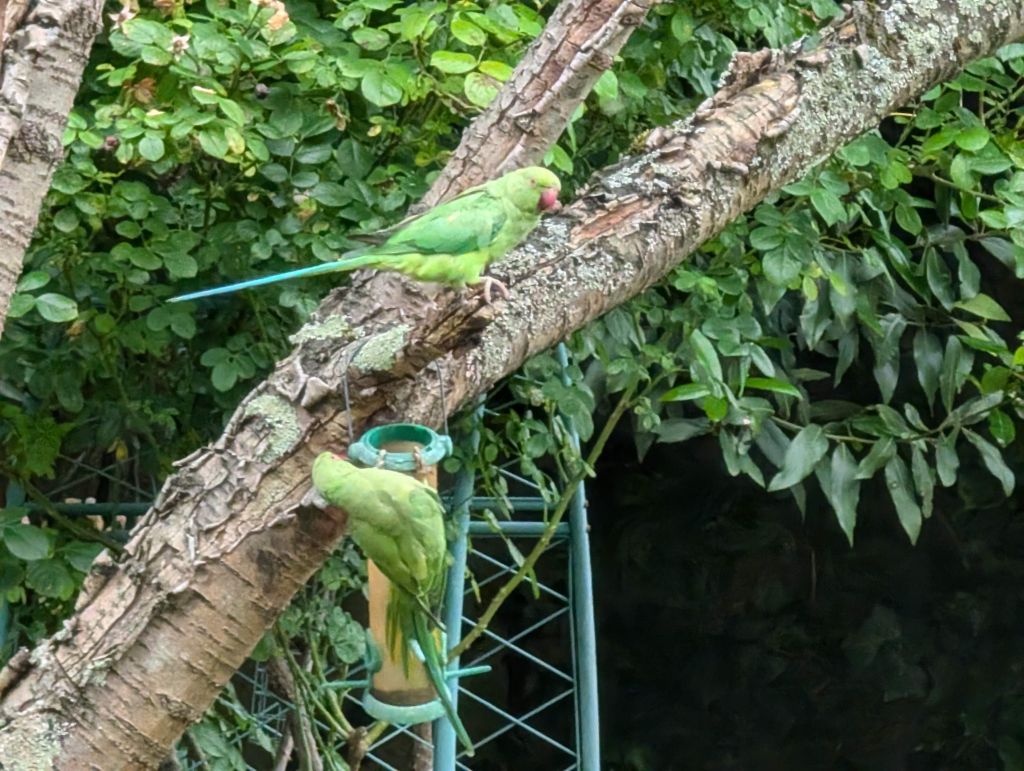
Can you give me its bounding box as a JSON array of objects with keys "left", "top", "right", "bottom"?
[{"left": 168, "top": 250, "right": 378, "bottom": 303}]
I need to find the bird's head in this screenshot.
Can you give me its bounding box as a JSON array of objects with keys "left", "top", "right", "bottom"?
[
  {"left": 504, "top": 166, "right": 562, "bottom": 214},
  {"left": 312, "top": 451, "right": 359, "bottom": 493}
]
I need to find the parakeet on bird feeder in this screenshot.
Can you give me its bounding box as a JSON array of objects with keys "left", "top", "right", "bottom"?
[{"left": 312, "top": 423, "right": 486, "bottom": 756}]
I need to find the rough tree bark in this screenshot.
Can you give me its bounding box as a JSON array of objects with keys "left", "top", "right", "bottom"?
[
  {"left": 2, "top": 0, "right": 1023, "bottom": 767},
  {"left": 418, "top": 0, "right": 653, "bottom": 209},
  {"left": 0, "top": 0, "right": 104, "bottom": 343}
]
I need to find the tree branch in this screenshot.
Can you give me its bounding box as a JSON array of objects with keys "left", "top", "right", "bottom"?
[
  {"left": 0, "top": 0, "right": 103, "bottom": 342},
  {"left": 418, "top": 0, "right": 654, "bottom": 208},
  {"left": 2, "top": 0, "right": 1023, "bottom": 765}
]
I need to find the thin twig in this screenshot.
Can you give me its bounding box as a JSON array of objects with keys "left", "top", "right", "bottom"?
[{"left": 449, "top": 384, "right": 636, "bottom": 660}]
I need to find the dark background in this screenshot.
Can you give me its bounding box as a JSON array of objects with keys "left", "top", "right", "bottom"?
[{"left": 590, "top": 429, "right": 1024, "bottom": 771}]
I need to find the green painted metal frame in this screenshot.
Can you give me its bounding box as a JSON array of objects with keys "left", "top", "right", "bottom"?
[{"left": 430, "top": 343, "right": 600, "bottom": 771}]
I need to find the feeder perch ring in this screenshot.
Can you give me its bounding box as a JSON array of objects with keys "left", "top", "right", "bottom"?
[
  {"left": 362, "top": 690, "right": 447, "bottom": 725},
  {"left": 349, "top": 424, "right": 453, "bottom": 471}
]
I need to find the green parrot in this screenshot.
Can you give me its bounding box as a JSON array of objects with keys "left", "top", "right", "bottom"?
[
  {"left": 169, "top": 166, "right": 561, "bottom": 304},
  {"left": 310, "top": 451, "right": 474, "bottom": 754}
]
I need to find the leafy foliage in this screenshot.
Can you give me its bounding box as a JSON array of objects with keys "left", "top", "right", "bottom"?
[
  {"left": 3, "top": 0, "right": 1024, "bottom": 766},
  {"left": 0, "top": 0, "right": 831, "bottom": 643},
  {"left": 577, "top": 44, "right": 1024, "bottom": 550}
]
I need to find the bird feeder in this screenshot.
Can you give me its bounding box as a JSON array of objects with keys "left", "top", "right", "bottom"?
[{"left": 336, "top": 423, "right": 487, "bottom": 727}]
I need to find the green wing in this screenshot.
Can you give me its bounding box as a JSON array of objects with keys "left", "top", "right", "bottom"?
[{"left": 372, "top": 189, "right": 508, "bottom": 257}]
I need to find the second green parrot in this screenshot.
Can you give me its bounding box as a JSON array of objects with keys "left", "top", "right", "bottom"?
[
  {"left": 311, "top": 451, "right": 474, "bottom": 754},
  {"left": 170, "top": 166, "right": 561, "bottom": 304}
]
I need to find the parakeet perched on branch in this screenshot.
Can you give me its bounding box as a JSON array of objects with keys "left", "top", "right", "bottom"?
[
  {"left": 311, "top": 452, "right": 474, "bottom": 754},
  {"left": 169, "top": 166, "right": 561, "bottom": 304}
]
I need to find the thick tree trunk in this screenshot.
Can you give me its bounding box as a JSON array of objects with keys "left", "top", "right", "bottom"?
[
  {"left": 0, "top": 0, "right": 103, "bottom": 343},
  {"left": 0, "top": 0, "right": 102, "bottom": 341},
  {"left": 418, "top": 0, "right": 653, "bottom": 209},
  {"left": 1, "top": 0, "right": 1023, "bottom": 767}
]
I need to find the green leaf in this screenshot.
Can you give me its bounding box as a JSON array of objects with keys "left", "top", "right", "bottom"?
[
  {"left": 884, "top": 455, "right": 922, "bottom": 544},
  {"left": 163, "top": 252, "right": 198, "bottom": 279},
  {"left": 8, "top": 294, "right": 34, "bottom": 318},
  {"left": 198, "top": 128, "right": 229, "bottom": 159},
  {"left": 965, "top": 428, "right": 1015, "bottom": 496},
  {"left": 216, "top": 97, "right": 246, "bottom": 126},
  {"left": 169, "top": 310, "right": 195, "bottom": 339},
  {"left": 129, "top": 247, "right": 161, "bottom": 270},
  {"left": 3, "top": 524, "right": 51, "bottom": 561},
  {"left": 935, "top": 436, "right": 960, "bottom": 487},
  {"left": 260, "top": 163, "right": 289, "bottom": 183},
  {"left": 62, "top": 541, "right": 105, "bottom": 572},
  {"left": 352, "top": 27, "right": 390, "bottom": 51},
  {"left": 478, "top": 60, "right": 513, "bottom": 81},
  {"left": 856, "top": 436, "right": 896, "bottom": 480},
  {"left": 35, "top": 293, "right": 79, "bottom": 323},
  {"left": 871, "top": 314, "right": 906, "bottom": 404},
  {"left": 451, "top": 14, "right": 486, "bottom": 46},
  {"left": 940, "top": 336, "right": 971, "bottom": 412},
  {"left": 767, "top": 425, "right": 828, "bottom": 492},
  {"left": 910, "top": 444, "right": 934, "bottom": 519},
  {"left": 122, "top": 18, "right": 173, "bottom": 47},
  {"left": 654, "top": 417, "right": 711, "bottom": 443},
  {"left": 702, "top": 395, "right": 728, "bottom": 421},
  {"left": 544, "top": 143, "right": 577, "bottom": 174},
  {"left": 464, "top": 72, "right": 499, "bottom": 107},
  {"left": 310, "top": 182, "right": 350, "bottom": 207},
  {"left": 544, "top": 144, "right": 573, "bottom": 174},
  {"left": 295, "top": 144, "right": 334, "bottom": 165},
  {"left": 894, "top": 202, "right": 922, "bottom": 235},
  {"left": 988, "top": 408, "right": 1016, "bottom": 447},
  {"left": 745, "top": 377, "right": 801, "bottom": 398},
  {"left": 25, "top": 558, "right": 75, "bottom": 599},
  {"left": 16, "top": 271, "right": 50, "bottom": 292},
  {"left": 660, "top": 383, "right": 711, "bottom": 402},
  {"left": 828, "top": 445, "right": 860, "bottom": 546},
  {"left": 945, "top": 390, "right": 1004, "bottom": 427},
  {"left": 398, "top": 5, "right": 437, "bottom": 40},
  {"left": 430, "top": 50, "right": 477, "bottom": 74},
  {"left": 200, "top": 347, "right": 229, "bottom": 366},
  {"left": 954, "top": 125, "right": 990, "bottom": 151},
  {"left": 749, "top": 227, "right": 783, "bottom": 251},
  {"left": 53, "top": 208, "right": 80, "bottom": 233},
  {"left": 810, "top": 187, "right": 846, "bottom": 226},
  {"left": 762, "top": 248, "right": 802, "bottom": 286},
  {"left": 954, "top": 293, "right": 1011, "bottom": 321},
  {"left": 593, "top": 70, "right": 619, "bottom": 101},
  {"left": 912, "top": 330, "right": 942, "bottom": 408},
  {"left": 211, "top": 361, "right": 239, "bottom": 391},
  {"left": 925, "top": 249, "right": 955, "bottom": 310},
  {"left": 138, "top": 133, "right": 165, "bottom": 162},
  {"left": 688, "top": 330, "right": 722, "bottom": 382},
  {"left": 361, "top": 68, "right": 403, "bottom": 107},
  {"left": 979, "top": 236, "right": 1023, "bottom": 271},
  {"left": 115, "top": 220, "right": 142, "bottom": 238}
]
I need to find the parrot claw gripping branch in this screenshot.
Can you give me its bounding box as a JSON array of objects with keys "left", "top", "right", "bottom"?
[{"left": 311, "top": 423, "right": 488, "bottom": 756}]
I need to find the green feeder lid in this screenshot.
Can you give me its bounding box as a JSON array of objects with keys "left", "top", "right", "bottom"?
[{"left": 349, "top": 423, "right": 452, "bottom": 471}]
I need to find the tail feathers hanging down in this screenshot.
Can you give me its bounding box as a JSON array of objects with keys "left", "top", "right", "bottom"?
[
  {"left": 412, "top": 612, "right": 475, "bottom": 756},
  {"left": 391, "top": 592, "right": 474, "bottom": 756},
  {"left": 167, "top": 249, "right": 382, "bottom": 303}
]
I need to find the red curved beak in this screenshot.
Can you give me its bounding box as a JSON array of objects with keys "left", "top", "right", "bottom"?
[{"left": 538, "top": 187, "right": 561, "bottom": 212}]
